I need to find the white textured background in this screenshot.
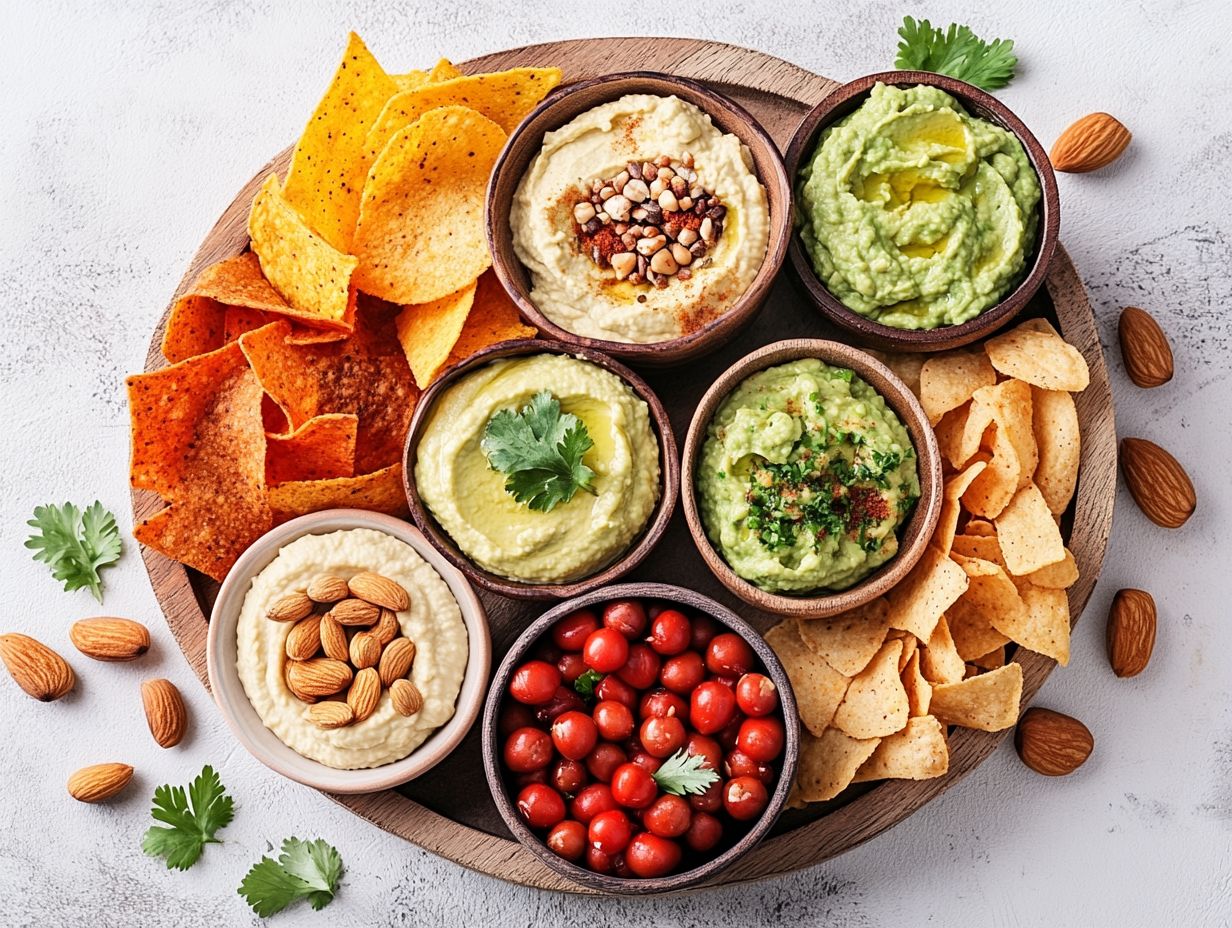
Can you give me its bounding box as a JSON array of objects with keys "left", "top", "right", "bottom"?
[{"left": 3, "top": 1, "right": 1230, "bottom": 925}]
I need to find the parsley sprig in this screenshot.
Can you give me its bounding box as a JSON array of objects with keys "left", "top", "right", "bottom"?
[
  {"left": 481, "top": 391, "right": 597, "bottom": 512},
  {"left": 895, "top": 17, "right": 1018, "bottom": 91},
  {"left": 141, "top": 766, "right": 234, "bottom": 870},
  {"left": 652, "top": 750, "right": 720, "bottom": 797},
  {"left": 238, "top": 837, "right": 344, "bottom": 917},
  {"left": 25, "top": 501, "right": 122, "bottom": 603}
]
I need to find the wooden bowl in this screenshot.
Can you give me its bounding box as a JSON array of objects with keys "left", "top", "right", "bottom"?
[
  {"left": 480, "top": 581, "right": 800, "bottom": 894},
  {"left": 402, "top": 339, "right": 679, "bottom": 600},
  {"left": 485, "top": 71, "right": 791, "bottom": 366},
  {"left": 784, "top": 71, "right": 1061, "bottom": 352},
  {"left": 681, "top": 339, "right": 943, "bottom": 618}
]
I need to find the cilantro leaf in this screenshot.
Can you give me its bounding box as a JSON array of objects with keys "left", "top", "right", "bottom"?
[
  {"left": 238, "top": 837, "right": 344, "bottom": 917},
  {"left": 25, "top": 501, "right": 122, "bottom": 603},
  {"left": 141, "top": 766, "right": 234, "bottom": 870},
  {"left": 480, "top": 391, "right": 597, "bottom": 512},
  {"left": 573, "top": 668, "right": 603, "bottom": 701},
  {"left": 894, "top": 17, "right": 1018, "bottom": 91},
  {"left": 652, "top": 749, "right": 720, "bottom": 797}
]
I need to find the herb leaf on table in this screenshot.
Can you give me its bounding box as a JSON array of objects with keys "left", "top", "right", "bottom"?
[
  {"left": 25, "top": 501, "right": 122, "bottom": 603},
  {"left": 894, "top": 17, "right": 1018, "bottom": 91},
  {"left": 238, "top": 837, "right": 344, "bottom": 916},
  {"left": 141, "top": 766, "right": 234, "bottom": 870}
]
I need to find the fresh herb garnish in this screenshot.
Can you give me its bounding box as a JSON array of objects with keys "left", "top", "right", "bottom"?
[
  {"left": 894, "top": 16, "right": 1018, "bottom": 91},
  {"left": 25, "top": 501, "right": 122, "bottom": 603},
  {"left": 652, "top": 750, "right": 720, "bottom": 797},
  {"left": 481, "top": 391, "right": 597, "bottom": 513},
  {"left": 574, "top": 668, "right": 603, "bottom": 701},
  {"left": 238, "top": 837, "right": 344, "bottom": 917},
  {"left": 141, "top": 766, "right": 234, "bottom": 870}
]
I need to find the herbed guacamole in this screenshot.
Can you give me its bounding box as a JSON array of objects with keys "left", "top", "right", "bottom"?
[
  {"left": 796, "top": 82, "right": 1041, "bottom": 330},
  {"left": 698, "top": 359, "right": 919, "bottom": 593}
]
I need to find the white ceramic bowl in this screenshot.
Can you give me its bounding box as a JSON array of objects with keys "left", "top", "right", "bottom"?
[{"left": 206, "top": 509, "right": 491, "bottom": 794}]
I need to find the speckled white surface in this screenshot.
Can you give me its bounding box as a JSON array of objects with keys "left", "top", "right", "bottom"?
[{"left": 3, "top": 1, "right": 1230, "bottom": 925}]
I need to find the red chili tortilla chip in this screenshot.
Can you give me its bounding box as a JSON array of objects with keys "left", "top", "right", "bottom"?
[
  {"left": 266, "top": 413, "right": 358, "bottom": 485},
  {"left": 796, "top": 727, "right": 881, "bottom": 803},
  {"left": 886, "top": 544, "right": 969, "bottom": 641},
  {"left": 852, "top": 715, "right": 948, "bottom": 782},
  {"left": 353, "top": 106, "right": 505, "bottom": 305},
  {"left": 443, "top": 270, "right": 537, "bottom": 369},
  {"left": 996, "top": 483, "right": 1066, "bottom": 575},
  {"left": 1032, "top": 387, "right": 1081, "bottom": 514},
  {"left": 986, "top": 318, "right": 1090, "bottom": 392},
  {"left": 765, "top": 622, "right": 850, "bottom": 737},
  {"left": 269, "top": 463, "right": 408, "bottom": 523},
  {"left": 281, "top": 32, "right": 399, "bottom": 252},
  {"left": 796, "top": 597, "right": 891, "bottom": 678},
  {"left": 920, "top": 348, "right": 997, "bottom": 425},
  {"left": 162, "top": 296, "right": 226, "bottom": 364},
  {"left": 929, "top": 663, "right": 1023, "bottom": 731},
  {"left": 832, "top": 638, "right": 909, "bottom": 739},
  {"left": 395, "top": 279, "right": 478, "bottom": 388}
]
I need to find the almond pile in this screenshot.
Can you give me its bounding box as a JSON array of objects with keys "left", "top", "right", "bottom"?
[{"left": 268, "top": 570, "right": 424, "bottom": 729}]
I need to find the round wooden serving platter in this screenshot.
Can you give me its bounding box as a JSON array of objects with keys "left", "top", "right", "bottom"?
[{"left": 133, "top": 37, "right": 1117, "bottom": 894}]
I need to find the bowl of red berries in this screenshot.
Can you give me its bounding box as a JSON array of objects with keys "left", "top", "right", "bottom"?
[{"left": 480, "top": 581, "right": 799, "bottom": 893}]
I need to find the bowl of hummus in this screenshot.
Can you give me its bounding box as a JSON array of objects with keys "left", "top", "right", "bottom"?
[
  {"left": 405, "top": 339, "right": 678, "bottom": 599},
  {"left": 206, "top": 509, "right": 491, "bottom": 793},
  {"left": 785, "top": 72, "right": 1060, "bottom": 352},
  {"left": 682, "top": 340, "right": 943, "bottom": 618},
  {"left": 487, "top": 72, "right": 791, "bottom": 365}
]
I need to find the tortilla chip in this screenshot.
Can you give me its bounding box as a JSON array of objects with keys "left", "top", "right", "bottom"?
[
  {"left": 963, "top": 518, "right": 996, "bottom": 536},
  {"left": 996, "top": 483, "right": 1066, "bottom": 575},
  {"left": 962, "top": 425, "right": 1020, "bottom": 518},
  {"left": 162, "top": 296, "right": 226, "bottom": 364},
  {"left": 929, "top": 663, "right": 1023, "bottom": 731},
  {"left": 886, "top": 545, "right": 969, "bottom": 641},
  {"left": 997, "top": 584, "right": 1071, "bottom": 665},
  {"left": 1022, "top": 547, "right": 1079, "bottom": 588},
  {"left": 796, "top": 727, "right": 881, "bottom": 803},
  {"left": 796, "top": 598, "right": 891, "bottom": 677},
  {"left": 937, "top": 460, "right": 987, "bottom": 555},
  {"left": 934, "top": 403, "right": 979, "bottom": 471},
  {"left": 765, "top": 622, "right": 850, "bottom": 737},
  {"left": 396, "top": 279, "right": 478, "bottom": 387},
  {"left": 920, "top": 348, "right": 997, "bottom": 425},
  {"left": 969, "top": 646, "right": 1005, "bottom": 670},
  {"left": 897, "top": 634, "right": 918, "bottom": 672},
  {"left": 832, "top": 639, "right": 909, "bottom": 739},
  {"left": 976, "top": 379, "right": 1037, "bottom": 486},
  {"left": 266, "top": 413, "right": 358, "bottom": 485},
  {"left": 1032, "top": 387, "right": 1081, "bottom": 514},
  {"left": 950, "top": 531, "right": 1005, "bottom": 568},
  {"left": 281, "top": 32, "right": 398, "bottom": 252},
  {"left": 269, "top": 463, "right": 408, "bottom": 523},
  {"left": 877, "top": 351, "right": 925, "bottom": 398},
  {"left": 920, "top": 615, "right": 965, "bottom": 685},
  {"left": 394, "top": 69, "right": 431, "bottom": 91},
  {"left": 947, "top": 557, "right": 1023, "bottom": 660},
  {"left": 985, "top": 318, "right": 1090, "bottom": 392},
  {"left": 428, "top": 58, "right": 463, "bottom": 82},
  {"left": 249, "top": 174, "right": 358, "bottom": 324},
  {"left": 353, "top": 106, "right": 504, "bottom": 305},
  {"left": 901, "top": 650, "right": 932, "bottom": 716},
  {"left": 443, "top": 270, "right": 536, "bottom": 369},
  {"left": 852, "top": 715, "right": 948, "bottom": 782}
]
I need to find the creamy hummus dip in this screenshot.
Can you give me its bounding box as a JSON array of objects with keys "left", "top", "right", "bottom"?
[
  {"left": 510, "top": 93, "right": 769, "bottom": 343},
  {"left": 797, "top": 82, "right": 1041, "bottom": 329},
  {"left": 698, "top": 359, "right": 919, "bottom": 592},
  {"left": 415, "top": 353, "right": 660, "bottom": 582},
  {"left": 236, "top": 529, "right": 467, "bottom": 769}
]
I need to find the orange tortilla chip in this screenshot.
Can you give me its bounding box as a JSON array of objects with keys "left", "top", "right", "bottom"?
[
  {"left": 920, "top": 348, "right": 996, "bottom": 425},
  {"left": 395, "top": 279, "right": 478, "bottom": 387},
  {"left": 1032, "top": 387, "right": 1081, "bottom": 514},
  {"left": 249, "top": 174, "right": 358, "bottom": 324},
  {"left": 162, "top": 295, "right": 226, "bottom": 364},
  {"left": 765, "top": 622, "right": 850, "bottom": 737},
  {"left": 929, "top": 663, "right": 1023, "bottom": 731},
  {"left": 832, "top": 639, "right": 908, "bottom": 739},
  {"left": 996, "top": 483, "right": 1066, "bottom": 575},
  {"left": 937, "top": 460, "right": 987, "bottom": 555},
  {"left": 852, "top": 715, "right": 948, "bottom": 782},
  {"left": 796, "top": 727, "right": 881, "bottom": 803},
  {"left": 266, "top": 413, "right": 358, "bottom": 485},
  {"left": 443, "top": 270, "right": 537, "bottom": 368},
  {"left": 269, "top": 463, "right": 408, "bottom": 523},
  {"left": 920, "top": 615, "right": 965, "bottom": 685},
  {"left": 282, "top": 32, "right": 399, "bottom": 252},
  {"left": 886, "top": 545, "right": 969, "bottom": 641},
  {"left": 985, "top": 318, "right": 1090, "bottom": 392},
  {"left": 353, "top": 106, "right": 505, "bottom": 305},
  {"left": 796, "top": 598, "right": 891, "bottom": 677}
]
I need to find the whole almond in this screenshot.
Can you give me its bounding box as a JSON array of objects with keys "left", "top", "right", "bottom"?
[
  {"left": 372, "top": 609, "right": 400, "bottom": 646},
  {"left": 1118, "top": 307, "right": 1174, "bottom": 388},
  {"left": 319, "top": 613, "right": 349, "bottom": 662},
  {"left": 1120, "top": 437, "right": 1196, "bottom": 528},
  {"left": 141, "top": 678, "right": 187, "bottom": 748},
  {"left": 287, "top": 658, "right": 353, "bottom": 698},
  {"left": 347, "top": 571, "right": 410, "bottom": 612},
  {"left": 67, "top": 763, "right": 134, "bottom": 803},
  {"left": 1051, "top": 113, "right": 1131, "bottom": 173},
  {"left": 330, "top": 598, "right": 380, "bottom": 627},
  {"left": 307, "top": 701, "right": 354, "bottom": 729},
  {"left": 390, "top": 679, "right": 424, "bottom": 717},
  {"left": 1107, "top": 589, "right": 1157, "bottom": 678},
  {"left": 0, "top": 633, "right": 75, "bottom": 701},
  {"left": 284, "top": 662, "right": 317, "bottom": 704},
  {"left": 1014, "top": 707, "right": 1094, "bottom": 776},
  {"left": 285, "top": 615, "right": 323, "bottom": 662},
  {"left": 349, "top": 631, "right": 381, "bottom": 670},
  {"left": 347, "top": 667, "right": 381, "bottom": 722},
  {"left": 69, "top": 617, "right": 150, "bottom": 662},
  {"left": 379, "top": 637, "right": 416, "bottom": 687},
  {"left": 266, "top": 591, "right": 313, "bottom": 623},
  {"left": 307, "top": 574, "right": 349, "bottom": 603}
]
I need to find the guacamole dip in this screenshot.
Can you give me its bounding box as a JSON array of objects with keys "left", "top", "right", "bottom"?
[
  {"left": 698, "top": 359, "right": 919, "bottom": 592},
  {"left": 796, "top": 82, "right": 1041, "bottom": 330}
]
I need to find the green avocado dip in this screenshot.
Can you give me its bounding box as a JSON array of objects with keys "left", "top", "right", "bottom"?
[
  {"left": 796, "top": 82, "right": 1041, "bottom": 330},
  {"left": 698, "top": 359, "right": 920, "bottom": 593}
]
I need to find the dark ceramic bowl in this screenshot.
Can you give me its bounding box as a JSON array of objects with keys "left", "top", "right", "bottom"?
[
  {"left": 402, "top": 339, "right": 679, "bottom": 600},
  {"left": 486, "top": 71, "right": 792, "bottom": 366},
  {"left": 784, "top": 70, "right": 1060, "bottom": 352},
  {"left": 682, "top": 339, "right": 943, "bottom": 618},
  {"left": 480, "top": 582, "right": 799, "bottom": 894}
]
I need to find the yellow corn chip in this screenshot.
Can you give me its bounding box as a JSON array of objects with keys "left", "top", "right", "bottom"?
[
  {"left": 901, "top": 650, "right": 932, "bottom": 716},
  {"left": 969, "top": 645, "right": 1005, "bottom": 670},
  {"left": 996, "top": 483, "right": 1066, "bottom": 575},
  {"left": 832, "top": 638, "right": 908, "bottom": 739},
  {"left": 938, "top": 460, "right": 987, "bottom": 555},
  {"left": 920, "top": 348, "right": 997, "bottom": 425},
  {"left": 886, "top": 544, "right": 969, "bottom": 641},
  {"left": 395, "top": 278, "right": 479, "bottom": 388},
  {"left": 950, "top": 531, "right": 1005, "bottom": 567},
  {"left": 929, "top": 663, "right": 1023, "bottom": 731},
  {"left": 394, "top": 69, "right": 431, "bottom": 91},
  {"left": 999, "top": 583, "right": 1071, "bottom": 665},
  {"left": 765, "top": 622, "right": 850, "bottom": 737},
  {"left": 985, "top": 318, "right": 1090, "bottom": 392},
  {"left": 795, "top": 598, "right": 891, "bottom": 677},
  {"left": 976, "top": 379, "right": 1037, "bottom": 486},
  {"left": 1022, "top": 547, "right": 1079, "bottom": 588},
  {"left": 1032, "top": 387, "right": 1081, "bottom": 514},
  {"left": 920, "top": 615, "right": 966, "bottom": 685},
  {"left": 796, "top": 727, "right": 881, "bottom": 803},
  {"left": 852, "top": 715, "right": 948, "bottom": 782},
  {"left": 964, "top": 518, "right": 996, "bottom": 536},
  {"left": 428, "top": 58, "right": 463, "bottom": 82},
  {"left": 962, "top": 425, "right": 1020, "bottom": 518}
]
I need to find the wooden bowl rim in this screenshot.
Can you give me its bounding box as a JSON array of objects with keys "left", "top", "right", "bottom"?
[
  {"left": 783, "top": 70, "right": 1061, "bottom": 352},
  {"left": 680, "top": 338, "right": 943, "bottom": 617},
  {"left": 402, "top": 338, "right": 680, "bottom": 600},
  {"left": 485, "top": 69, "right": 792, "bottom": 364},
  {"left": 480, "top": 581, "right": 800, "bottom": 894}
]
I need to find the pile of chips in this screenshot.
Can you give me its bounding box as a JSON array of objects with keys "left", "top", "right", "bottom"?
[
  {"left": 773, "top": 318, "right": 1090, "bottom": 804},
  {"left": 127, "top": 34, "right": 561, "bottom": 580}
]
